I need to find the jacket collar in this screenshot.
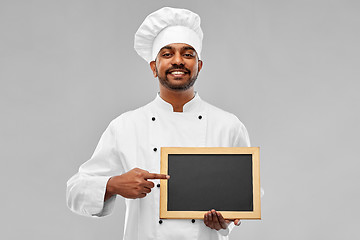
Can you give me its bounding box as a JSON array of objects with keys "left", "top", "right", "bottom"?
[{"left": 153, "top": 91, "right": 203, "bottom": 113}]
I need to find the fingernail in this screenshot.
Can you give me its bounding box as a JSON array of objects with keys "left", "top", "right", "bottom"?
[{"left": 166, "top": 175, "right": 170, "bottom": 179}]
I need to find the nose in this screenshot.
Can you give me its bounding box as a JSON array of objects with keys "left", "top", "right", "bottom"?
[{"left": 171, "top": 51, "right": 184, "bottom": 65}]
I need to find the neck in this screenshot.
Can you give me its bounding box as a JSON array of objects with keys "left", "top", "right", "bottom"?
[{"left": 159, "top": 85, "right": 195, "bottom": 112}]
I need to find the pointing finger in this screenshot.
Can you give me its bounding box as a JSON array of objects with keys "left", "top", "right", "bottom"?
[{"left": 144, "top": 173, "right": 170, "bottom": 180}]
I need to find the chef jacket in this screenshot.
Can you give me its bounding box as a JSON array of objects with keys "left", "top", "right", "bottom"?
[{"left": 66, "top": 92, "right": 251, "bottom": 240}]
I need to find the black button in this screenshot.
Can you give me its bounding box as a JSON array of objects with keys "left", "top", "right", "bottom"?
[
  {"left": 157, "top": 183, "right": 160, "bottom": 188},
  {"left": 159, "top": 220, "right": 163, "bottom": 224},
  {"left": 191, "top": 219, "right": 195, "bottom": 223},
  {"left": 198, "top": 115, "right": 202, "bottom": 119},
  {"left": 152, "top": 117, "right": 156, "bottom": 121},
  {"left": 153, "top": 148, "right": 157, "bottom": 152}
]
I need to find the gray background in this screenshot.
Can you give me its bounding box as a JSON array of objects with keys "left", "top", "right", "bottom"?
[{"left": 1, "top": 0, "right": 359, "bottom": 239}]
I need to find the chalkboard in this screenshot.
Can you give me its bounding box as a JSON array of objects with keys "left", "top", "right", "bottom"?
[{"left": 160, "top": 147, "right": 260, "bottom": 219}]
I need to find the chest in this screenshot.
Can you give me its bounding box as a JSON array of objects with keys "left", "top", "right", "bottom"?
[
  {"left": 149, "top": 111, "right": 207, "bottom": 147},
  {"left": 116, "top": 109, "right": 235, "bottom": 173},
  {"left": 117, "top": 110, "right": 207, "bottom": 172}
]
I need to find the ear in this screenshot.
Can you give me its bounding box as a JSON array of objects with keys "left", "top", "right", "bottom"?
[
  {"left": 197, "top": 60, "right": 203, "bottom": 73},
  {"left": 149, "top": 61, "right": 157, "bottom": 77}
]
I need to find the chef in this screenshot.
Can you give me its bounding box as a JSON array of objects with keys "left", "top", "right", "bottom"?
[{"left": 66, "top": 7, "right": 250, "bottom": 240}]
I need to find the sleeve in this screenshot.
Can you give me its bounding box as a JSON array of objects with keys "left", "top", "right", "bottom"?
[
  {"left": 217, "top": 222, "right": 235, "bottom": 237},
  {"left": 66, "top": 119, "right": 124, "bottom": 217},
  {"left": 233, "top": 116, "right": 251, "bottom": 147}
]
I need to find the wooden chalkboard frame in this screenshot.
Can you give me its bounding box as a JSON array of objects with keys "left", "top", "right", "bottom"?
[{"left": 160, "top": 147, "right": 261, "bottom": 219}]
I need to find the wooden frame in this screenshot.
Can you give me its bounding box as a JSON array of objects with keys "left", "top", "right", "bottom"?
[{"left": 160, "top": 147, "right": 261, "bottom": 219}]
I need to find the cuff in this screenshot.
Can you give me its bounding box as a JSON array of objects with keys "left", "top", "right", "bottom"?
[
  {"left": 82, "top": 175, "right": 114, "bottom": 216},
  {"left": 218, "top": 222, "right": 235, "bottom": 236},
  {"left": 92, "top": 194, "right": 117, "bottom": 217}
]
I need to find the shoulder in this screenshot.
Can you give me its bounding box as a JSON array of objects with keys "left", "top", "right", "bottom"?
[
  {"left": 202, "top": 99, "right": 245, "bottom": 128},
  {"left": 203, "top": 99, "right": 250, "bottom": 144},
  {"left": 110, "top": 104, "right": 150, "bottom": 127}
]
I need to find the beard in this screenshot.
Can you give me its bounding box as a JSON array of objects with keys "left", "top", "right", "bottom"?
[{"left": 156, "top": 66, "right": 199, "bottom": 91}]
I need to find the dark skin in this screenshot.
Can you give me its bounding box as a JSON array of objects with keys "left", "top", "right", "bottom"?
[
  {"left": 149, "top": 43, "right": 202, "bottom": 112},
  {"left": 104, "top": 168, "right": 169, "bottom": 200},
  {"left": 105, "top": 43, "right": 241, "bottom": 230}
]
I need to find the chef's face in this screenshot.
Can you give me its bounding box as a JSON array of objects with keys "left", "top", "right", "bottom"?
[{"left": 150, "top": 43, "right": 203, "bottom": 91}]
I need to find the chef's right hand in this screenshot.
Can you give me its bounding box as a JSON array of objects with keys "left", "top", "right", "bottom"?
[{"left": 105, "top": 168, "right": 170, "bottom": 200}]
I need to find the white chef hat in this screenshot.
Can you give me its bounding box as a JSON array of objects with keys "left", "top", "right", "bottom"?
[{"left": 134, "top": 7, "right": 203, "bottom": 63}]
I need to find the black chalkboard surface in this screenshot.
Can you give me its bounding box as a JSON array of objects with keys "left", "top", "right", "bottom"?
[
  {"left": 168, "top": 154, "right": 253, "bottom": 211},
  {"left": 160, "top": 147, "right": 261, "bottom": 219}
]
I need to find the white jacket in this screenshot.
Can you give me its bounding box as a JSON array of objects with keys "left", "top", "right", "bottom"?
[{"left": 66, "top": 93, "right": 250, "bottom": 240}]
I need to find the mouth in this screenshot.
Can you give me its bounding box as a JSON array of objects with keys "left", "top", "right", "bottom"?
[{"left": 167, "top": 69, "right": 189, "bottom": 77}]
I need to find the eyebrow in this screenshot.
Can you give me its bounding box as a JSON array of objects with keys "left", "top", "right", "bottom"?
[
  {"left": 159, "top": 46, "right": 196, "bottom": 52},
  {"left": 183, "top": 46, "right": 196, "bottom": 51},
  {"left": 159, "top": 46, "right": 173, "bottom": 51}
]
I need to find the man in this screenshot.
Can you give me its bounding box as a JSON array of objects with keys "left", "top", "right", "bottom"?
[{"left": 66, "top": 7, "right": 250, "bottom": 240}]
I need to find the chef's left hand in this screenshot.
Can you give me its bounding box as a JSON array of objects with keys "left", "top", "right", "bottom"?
[{"left": 203, "top": 209, "right": 241, "bottom": 230}]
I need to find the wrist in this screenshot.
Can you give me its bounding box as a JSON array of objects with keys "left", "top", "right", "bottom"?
[{"left": 105, "top": 177, "right": 117, "bottom": 200}]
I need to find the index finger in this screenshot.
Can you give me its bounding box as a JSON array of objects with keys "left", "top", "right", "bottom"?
[{"left": 144, "top": 172, "right": 170, "bottom": 180}]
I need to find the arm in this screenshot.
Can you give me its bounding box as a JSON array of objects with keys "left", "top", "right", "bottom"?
[
  {"left": 66, "top": 118, "right": 170, "bottom": 216},
  {"left": 66, "top": 120, "right": 122, "bottom": 217}
]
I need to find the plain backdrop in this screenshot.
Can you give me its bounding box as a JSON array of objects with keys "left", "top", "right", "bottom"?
[{"left": 1, "top": 0, "right": 359, "bottom": 239}]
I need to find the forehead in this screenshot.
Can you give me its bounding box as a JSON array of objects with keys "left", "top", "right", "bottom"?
[{"left": 159, "top": 43, "right": 196, "bottom": 52}]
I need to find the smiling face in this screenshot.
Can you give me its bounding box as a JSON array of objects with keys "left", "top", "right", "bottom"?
[{"left": 150, "top": 43, "right": 203, "bottom": 91}]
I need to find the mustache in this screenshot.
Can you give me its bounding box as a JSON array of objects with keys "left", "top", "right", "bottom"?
[{"left": 165, "top": 65, "right": 191, "bottom": 75}]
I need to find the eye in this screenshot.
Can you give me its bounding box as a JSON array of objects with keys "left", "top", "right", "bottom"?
[
  {"left": 162, "top": 53, "right": 172, "bottom": 57},
  {"left": 183, "top": 53, "right": 195, "bottom": 58}
]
